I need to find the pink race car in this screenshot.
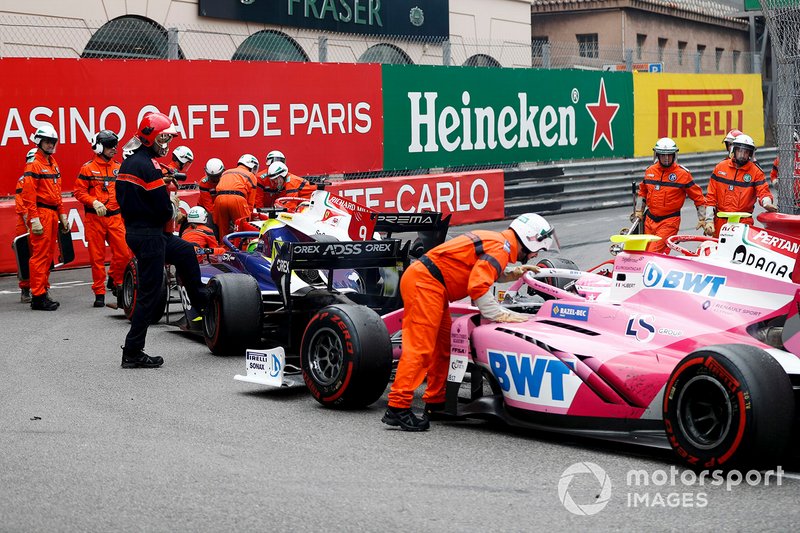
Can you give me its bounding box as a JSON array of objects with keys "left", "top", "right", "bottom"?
[{"left": 393, "top": 213, "right": 800, "bottom": 469}]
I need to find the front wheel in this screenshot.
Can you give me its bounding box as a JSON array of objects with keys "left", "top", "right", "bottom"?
[
  {"left": 203, "top": 273, "right": 262, "bottom": 356},
  {"left": 663, "top": 344, "right": 794, "bottom": 469},
  {"left": 301, "top": 304, "right": 393, "bottom": 409}
]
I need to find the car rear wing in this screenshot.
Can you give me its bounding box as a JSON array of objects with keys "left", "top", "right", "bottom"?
[
  {"left": 372, "top": 212, "right": 451, "bottom": 258},
  {"left": 272, "top": 238, "right": 410, "bottom": 311}
]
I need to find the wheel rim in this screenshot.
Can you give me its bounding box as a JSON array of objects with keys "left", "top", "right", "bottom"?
[
  {"left": 123, "top": 271, "right": 135, "bottom": 310},
  {"left": 307, "top": 327, "right": 343, "bottom": 386},
  {"left": 204, "top": 296, "right": 220, "bottom": 341},
  {"left": 676, "top": 375, "right": 733, "bottom": 450}
]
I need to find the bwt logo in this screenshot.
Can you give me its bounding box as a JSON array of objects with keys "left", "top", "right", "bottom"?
[
  {"left": 657, "top": 89, "right": 743, "bottom": 139},
  {"left": 642, "top": 263, "right": 726, "bottom": 297},
  {"left": 488, "top": 350, "right": 576, "bottom": 401}
]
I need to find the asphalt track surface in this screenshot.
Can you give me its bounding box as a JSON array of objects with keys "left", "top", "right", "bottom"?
[{"left": 1, "top": 204, "right": 799, "bottom": 532}]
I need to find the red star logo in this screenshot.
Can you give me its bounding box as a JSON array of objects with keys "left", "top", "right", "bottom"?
[{"left": 585, "top": 78, "right": 620, "bottom": 151}]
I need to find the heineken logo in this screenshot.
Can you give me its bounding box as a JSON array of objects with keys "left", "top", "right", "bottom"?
[
  {"left": 408, "top": 90, "right": 579, "bottom": 153},
  {"left": 407, "top": 79, "right": 620, "bottom": 154}
]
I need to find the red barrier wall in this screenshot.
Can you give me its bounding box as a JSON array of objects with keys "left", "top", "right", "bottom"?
[
  {"left": 327, "top": 169, "right": 505, "bottom": 225},
  {"left": 0, "top": 191, "right": 198, "bottom": 275},
  {"left": 0, "top": 58, "right": 384, "bottom": 196}
]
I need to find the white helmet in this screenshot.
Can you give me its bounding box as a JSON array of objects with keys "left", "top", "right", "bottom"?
[
  {"left": 267, "top": 161, "right": 289, "bottom": 187},
  {"left": 187, "top": 206, "right": 208, "bottom": 225},
  {"left": 204, "top": 157, "right": 225, "bottom": 177},
  {"left": 238, "top": 153, "right": 259, "bottom": 173},
  {"left": 653, "top": 137, "right": 678, "bottom": 155},
  {"left": 509, "top": 213, "right": 555, "bottom": 254},
  {"left": 172, "top": 146, "right": 194, "bottom": 165},
  {"left": 25, "top": 148, "right": 37, "bottom": 163},
  {"left": 730, "top": 133, "right": 755, "bottom": 166},
  {"left": 31, "top": 125, "right": 59, "bottom": 154},
  {"left": 653, "top": 137, "right": 678, "bottom": 167},
  {"left": 266, "top": 150, "right": 286, "bottom": 166}
]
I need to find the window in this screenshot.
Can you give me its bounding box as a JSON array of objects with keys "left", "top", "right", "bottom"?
[
  {"left": 576, "top": 33, "right": 598, "bottom": 58},
  {"left": 464, "top": 54, "right": 500, "bottom": 67},
  {"left": 359, "top": 43, "right": 412, "bottom": 65},
  {"left": 636, "top": 34, "right": 647, "bottom": 60},
  {"left": 715, "top": 47, "right": 724, "bottom": 71},
  {"left": 83, "top": 16, "right": 183, "bottom": 59},
  {"left": 658, "top": 38, "right": 667, "bottom": 63},
  {"left": 678, "top": 41, "right": 687, "bottom": 65},
  {"left": 532, "top": 36, "right": 549, "bottom": 58},
  {"left": 233, "top": 30, "right": 308, "bottom": 62},
  {"left": 733, "top": 50, "right": 741, "bottom": 73}
]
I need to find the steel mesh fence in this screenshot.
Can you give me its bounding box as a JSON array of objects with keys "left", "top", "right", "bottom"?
[
  {"left": 761, "top": 2, "right": 800, "bottom": 213},
  {"left": 0, "top": 14, "right": 755, "bottom": 73}
]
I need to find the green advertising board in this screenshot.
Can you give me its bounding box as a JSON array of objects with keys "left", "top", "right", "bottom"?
[{"left": 382, "top": 65, "right": 633, "bottom": 170}]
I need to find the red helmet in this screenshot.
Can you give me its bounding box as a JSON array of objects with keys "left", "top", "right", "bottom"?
[
  {"left": 136, "top": 112, "right": 178, "bottom": 151},
  {"left": 723, "top": 129, "right": 743, "bottom": 145}
]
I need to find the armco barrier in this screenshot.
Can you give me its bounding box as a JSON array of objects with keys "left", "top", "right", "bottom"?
[{"left": 503, "top": 147, "right": 777, "bottom": 217}]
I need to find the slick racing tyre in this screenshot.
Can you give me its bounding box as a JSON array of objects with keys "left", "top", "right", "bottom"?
[
  {"left": 663, "top": 344, "right": 794, "bottom": 469},
  {"left": 203, "top": 273, "right": 262, "bottom": 357},
  {"left": 301, "top": 304, "right": 393, "bottom": 409},
  {"left": 119, "top": 258, "right": 167, "bottom": 324},
  {"left": 536, "top": 257, "right": 579, "bottom": 291}
]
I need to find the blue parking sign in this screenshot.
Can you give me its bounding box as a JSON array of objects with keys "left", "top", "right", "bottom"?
[{"left": 648, "top": 63, "right": 663, "bottom": 72}]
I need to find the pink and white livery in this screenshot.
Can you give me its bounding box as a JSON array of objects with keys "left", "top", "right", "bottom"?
[{"left": 405, "top": 212, "right": 800, "bottom": 469}]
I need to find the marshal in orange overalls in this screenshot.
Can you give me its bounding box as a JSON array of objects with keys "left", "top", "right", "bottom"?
[
  {"left": 638, "top": 161, "right": 706, "bottom": 253},
  {"left": 74, "top": 155, "right": 132, "bottom": 295},
  {"left": 387, "top": 229, "right": 519, "bottom": 409},
  {"left": 707, "top": 158, "right": 773, "bottom": 237},
  {"left": 213, "top": 165, "right": 257, "bottom": 238},
  {"left": 21, "top": 150, "right": 63, "bottom": 299}
]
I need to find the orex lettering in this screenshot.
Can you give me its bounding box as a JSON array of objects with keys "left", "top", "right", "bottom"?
[{"left": 408, "top": 91, "right": 578, "bottom": 154}]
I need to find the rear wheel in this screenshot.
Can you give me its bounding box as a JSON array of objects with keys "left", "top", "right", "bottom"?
[
  {"left": 663, "top": 344, "right": 794, "bottom": 469},
  {"left": 118, "top": 258, "right": 166, "bottom": 324},
  {"left": 301, "top": 304, "right": 392, "bottom": 408},
  {"left": 203, "top": 273, "right": 262, "bottom": 356}
]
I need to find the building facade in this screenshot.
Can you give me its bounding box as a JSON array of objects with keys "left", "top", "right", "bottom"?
[
  {"left": 530, "top": 0, "right": 752, "bottom": 73},
  {"left": 0, "top": 0, "right": 535, "bottom": 68}
]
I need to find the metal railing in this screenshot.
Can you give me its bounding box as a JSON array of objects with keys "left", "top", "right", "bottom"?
[{"left": 503, "top": 148, "right": 778, "bottom": 217}]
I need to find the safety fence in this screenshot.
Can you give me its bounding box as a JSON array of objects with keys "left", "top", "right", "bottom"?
[
  {"left": 761, "top": 2, "right": 800, "bottom": 215},
  {"left": 0, "top": 15, "right": 756, "bottom": 73}
]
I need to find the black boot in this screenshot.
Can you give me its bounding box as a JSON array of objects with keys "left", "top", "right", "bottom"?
[
  {"left": 44, "top": 292, "right": 60, "bottom": 308},
  {"left": 20, "top": 287, "right": 31, "bottom": 304},
  {"left": 381, "top": 406, "right": 430, "bottom": 431},
  {"left": 93, "top": 294, "right": 105, "bottom": 308},
  {"left": 121, "top": 347, "right": 163, "bottom": 369},
  {"left": 31, "top": 294, "right": 59, "bottom": 311},
  {"left": 107, "top": 277, "right": 119, "bottom": 297}
]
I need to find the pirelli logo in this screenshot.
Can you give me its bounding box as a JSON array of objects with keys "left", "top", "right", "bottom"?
[{"left": 657, "top": 89, "right": 743, "bottom": 138}]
